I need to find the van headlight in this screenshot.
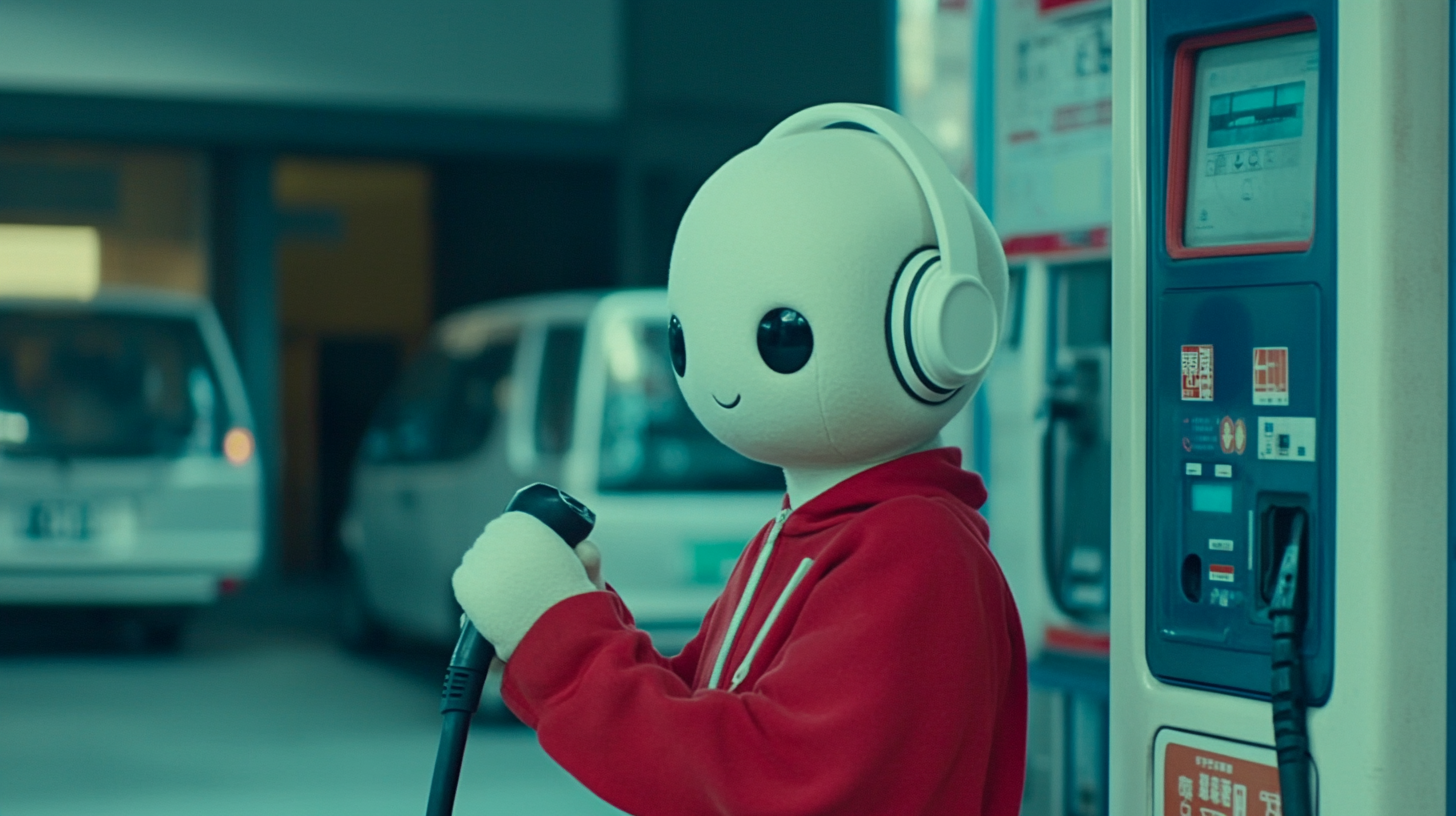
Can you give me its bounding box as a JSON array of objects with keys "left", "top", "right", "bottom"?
[{"left": 223, "top": 427, "right": 255, "bottom": 466}]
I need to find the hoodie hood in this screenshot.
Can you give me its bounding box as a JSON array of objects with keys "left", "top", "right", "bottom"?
[{"left": 784, "top": 447, "right": 988, "bottom": 537}]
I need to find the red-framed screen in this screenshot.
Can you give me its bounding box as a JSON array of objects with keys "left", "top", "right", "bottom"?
[{"left": 1165, "top": 17, "right": 1318, "bottom": 260}]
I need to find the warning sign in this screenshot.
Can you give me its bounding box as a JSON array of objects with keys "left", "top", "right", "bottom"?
[
  {"left": 1208, "top": 564, "right": 1235, "bottom": 583},
  {"left": 1233, "top": 418, "right": 1247, "bottom": 455},
  {"left": 1182, "top": 345, "right": 1214, "bottom": 401},
  {"left": 1161, "top": 742, "right": 1282, "bottom": 816},
  {"left": 1253, "top": 347, "right": 1289, "bottom": 406}
]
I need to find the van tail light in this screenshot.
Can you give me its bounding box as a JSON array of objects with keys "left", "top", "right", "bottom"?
[
  {"left": 217, "top": 577, "right": 245, "bottom": 596},
  {"left": 223, "top": 427, "right": 255, "bottom": 466}
]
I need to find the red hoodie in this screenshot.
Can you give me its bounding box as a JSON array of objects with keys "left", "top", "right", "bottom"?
[{"left": 502, "top": 448, "right": 1027, "bottom": 815}]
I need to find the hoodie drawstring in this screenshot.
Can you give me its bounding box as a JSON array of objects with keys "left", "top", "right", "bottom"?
[
  {"left": 729, "top": 556, "right": 814, "bottom": 691},
  {"left": 708, "top": 508, "right": 789, "bottom": 690}
]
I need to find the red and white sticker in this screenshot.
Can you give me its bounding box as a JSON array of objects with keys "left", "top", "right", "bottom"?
[
  {"left": 1181, "top": 345, "right": 1214, "bottom": 401},
  {"left": 1156, "top": 730, "right": 1300, "bottom": 816},
  {"left": 1253, "top": 347, "right": 1289, "bottom": 406},
  {"left": 1208, "top": 564, "right": 1235, "bottom": 583},
  {"left": 1161, "top": 741, "right": 1283, "bottom": 816}
]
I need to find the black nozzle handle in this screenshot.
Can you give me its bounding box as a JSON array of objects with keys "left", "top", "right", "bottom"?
[
  {"left": 1269, "top": 511, "right": 1311, "bottom": 816},
  {"left": 427, "top": 484, "right": 596, "bottom": 816},
  {"left": 504, "top": 482, "right": 596, "bottom": 548},
  {"left": 444, "top": 482, "right": 597, "bottom": 683}
]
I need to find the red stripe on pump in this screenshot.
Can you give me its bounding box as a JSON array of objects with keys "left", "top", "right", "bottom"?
[{"left": 1043, "top": 625, "right": 1110, "bottom": 656}]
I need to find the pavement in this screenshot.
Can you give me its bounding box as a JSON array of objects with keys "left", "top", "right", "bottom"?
[{"left": 0, "top": 579, "right": 626, "bottom": 816}]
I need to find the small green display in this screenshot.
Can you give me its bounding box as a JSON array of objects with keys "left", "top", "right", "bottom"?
[{"left": 1191, "top": 482, "right": 1233, "bottom": 514}]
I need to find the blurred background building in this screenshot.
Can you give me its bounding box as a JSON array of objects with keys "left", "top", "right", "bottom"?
[{"left": 0, "top": 0, "right": 893, "bottom": 574}]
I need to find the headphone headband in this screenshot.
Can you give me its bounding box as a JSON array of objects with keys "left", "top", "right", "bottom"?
[{"left": 759, "top": 103, "right": 980, "bottom": 289}]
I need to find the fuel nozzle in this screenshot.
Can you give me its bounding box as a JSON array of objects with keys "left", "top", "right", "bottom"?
[
  {"left": 426, "top": 483, "right": 596, "bottom": 816},
  {"left": 1258, "top": 501, "right": 1309, "bottom": 610},
  {"left": 1267, "top": 507, "right": 1312, "bottom": 816},
  {"left": 1269, "top": 511, "right": 1305, "bottom": 618}
]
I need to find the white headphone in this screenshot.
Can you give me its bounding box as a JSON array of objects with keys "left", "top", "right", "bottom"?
[{"left": 760, "top": 103, "right": 1002, "bottom": 404}]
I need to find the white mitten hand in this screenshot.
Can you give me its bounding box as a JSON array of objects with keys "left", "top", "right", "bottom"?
[{"left": 451, "top": 511, "right": 597, "bottom": 661}]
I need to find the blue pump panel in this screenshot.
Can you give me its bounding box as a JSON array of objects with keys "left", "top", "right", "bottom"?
[
  {"left": 1146, "top": 1, "right": 1337, "bottom": 705},
  {"left": 1149, "top": 285, "right": 1331, "bottom": 702}
]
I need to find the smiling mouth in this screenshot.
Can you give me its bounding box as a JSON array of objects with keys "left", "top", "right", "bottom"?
[{"left": 713, "top": 394, "right": 741, "bottom": 409}]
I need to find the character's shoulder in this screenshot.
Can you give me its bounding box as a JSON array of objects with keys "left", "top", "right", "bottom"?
[
  {"left": 861, "top": 491, "right": 983, "bottom": 528},
  {"left": 840, "top": 492, "right": 990, "bottom": 558}
]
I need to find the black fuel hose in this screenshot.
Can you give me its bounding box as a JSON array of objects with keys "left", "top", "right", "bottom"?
[
  {"left": 425, "top": 483, "right": 596, "bottom": 816},
  {"left": 1269, "top": 511, "right": 1311, "bottom": 816}
]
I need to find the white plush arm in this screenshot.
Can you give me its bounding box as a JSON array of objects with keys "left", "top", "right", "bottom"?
[{"left": 451, "top": 511, "right": 598, "bottom": 661}]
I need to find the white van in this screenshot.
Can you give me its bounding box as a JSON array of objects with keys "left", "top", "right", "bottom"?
[
  {"left": 340, "top": 290, "right": 785, "bottom": 655},
  {"left": 0, "top": 288, "right": 261, "bottom": 649}
]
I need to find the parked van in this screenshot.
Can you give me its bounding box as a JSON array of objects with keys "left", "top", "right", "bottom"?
[
  {"left": 0, "top": 288, "right": 261, "bottom": 650},
  {"left": 339, "top": 290, "right": 785, "bottom": 656}
]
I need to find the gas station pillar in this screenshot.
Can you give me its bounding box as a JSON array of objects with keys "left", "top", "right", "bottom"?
[{"left": 210, "top": 149, "right": 281, "bottom": 576}]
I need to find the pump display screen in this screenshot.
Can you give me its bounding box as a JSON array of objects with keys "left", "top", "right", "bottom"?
[
  {"left": 1190, "top": 482, "right": 1233, "bottom": 513},
  {"left": 1183, "top": 32, "right": 1319, "bottom": 248}
]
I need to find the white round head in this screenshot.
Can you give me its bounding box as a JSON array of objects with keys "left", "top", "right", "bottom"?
[{"left": 666, "top": 121, "right": 1007, "bottom": 470}]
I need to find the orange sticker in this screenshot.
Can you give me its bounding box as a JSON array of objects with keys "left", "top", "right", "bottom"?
[
  {"left": 1253, "top": 347, "right": 1289, "bottom": 406},
  {"left": 1182, "top": 345, "right": 1214, "bottom": 401},
  {"left": 1162, "top": 742, "right": 1281, "bottom": 816}
]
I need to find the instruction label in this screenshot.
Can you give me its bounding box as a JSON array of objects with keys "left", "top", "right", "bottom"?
[
  {"left": 1252, "top": 347, "right": 1289, "bottom": 406},
  {"left": 1162, "top": 742, "right": 1283, "bottom": 816},
  {"left": 1257, "top": 416, "right": 1316, "bottom": 462},
  {"left": 1182, "top": 345, "right": 1215, "bottom": 401},
  {"left": 1185, "top": 416, "right": 1221, "bottom": 453}
]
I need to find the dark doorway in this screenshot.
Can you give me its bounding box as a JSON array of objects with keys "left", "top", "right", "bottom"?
[{"left": 315, "top": 336, "right": 402, "bottom": 571}]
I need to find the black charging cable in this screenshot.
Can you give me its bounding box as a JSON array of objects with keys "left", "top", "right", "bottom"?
[
  {"left": 1269, "top": 511, "right": 1311, "bottom": 816},
  {"left": 425, "top": 483, "right": 596, "bottom": 816}
]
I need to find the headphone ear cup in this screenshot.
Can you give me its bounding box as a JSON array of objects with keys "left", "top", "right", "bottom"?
[
  {"left": 886, "top": 248, "right": 961, "bottom": 404},
  {"left": 912, "top": 265, "right": 999, "bottom": 384},
  {"left": 886, "top": 248, "right": 1001, "bottom": 404}
]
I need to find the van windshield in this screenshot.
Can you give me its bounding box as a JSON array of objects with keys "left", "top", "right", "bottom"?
[
  {"left": 362, "top": 337, "right": 518, "bottom": 464},
  {"left": 0, "top": 310, "right": 228, "bottom": 459},
  {"left": 599, "top": 319, "right": 783, "bottom": 493}
]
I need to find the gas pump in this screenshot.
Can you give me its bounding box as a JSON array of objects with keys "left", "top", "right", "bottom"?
[
  {"left": 980, "top": 2, "right": 1114, "bottom": 815},
  {"left": 1112, "top": 2, "right": 1447, "bottom": 814}
]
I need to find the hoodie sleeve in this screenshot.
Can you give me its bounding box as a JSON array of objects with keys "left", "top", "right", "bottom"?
[
  {"left": 499, "top": 498, "right": 1019, "bottom": 816},
  {"left": 663, "top": 594, "right": 718, "bottom": 686}
]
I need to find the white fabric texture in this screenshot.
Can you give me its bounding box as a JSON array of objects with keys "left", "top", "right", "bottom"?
[
  {"left": 451, "top": 510, "right": 597, "bottom": 661},
  {"left": 667, "top": 125, "right": 1007, "bottom": 473}
]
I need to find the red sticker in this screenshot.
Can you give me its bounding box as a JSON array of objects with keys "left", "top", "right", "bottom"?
[
  {"left": 1182, "top": 345, "right": 1214, "bottom": 401},
  {"left": 1209, "top": 564, "right": 1235, "bottom": 583},
  {"left": 1253, "top": 347, "right": 1289, "bottom": 406},
  {"left": 1233, "top": 418, "right": 1247, "bottom": 455},
  {"left": 1162, "top": 742, "right": 1282, "bottom": 816}
]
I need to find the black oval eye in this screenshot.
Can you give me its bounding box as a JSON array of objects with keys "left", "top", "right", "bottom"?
[
  {"left": 757, "top": 308, "right": 813, "bottom": 374},
  {"left": 668, "top": 315, "right": 687, "bottom": 377}
]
